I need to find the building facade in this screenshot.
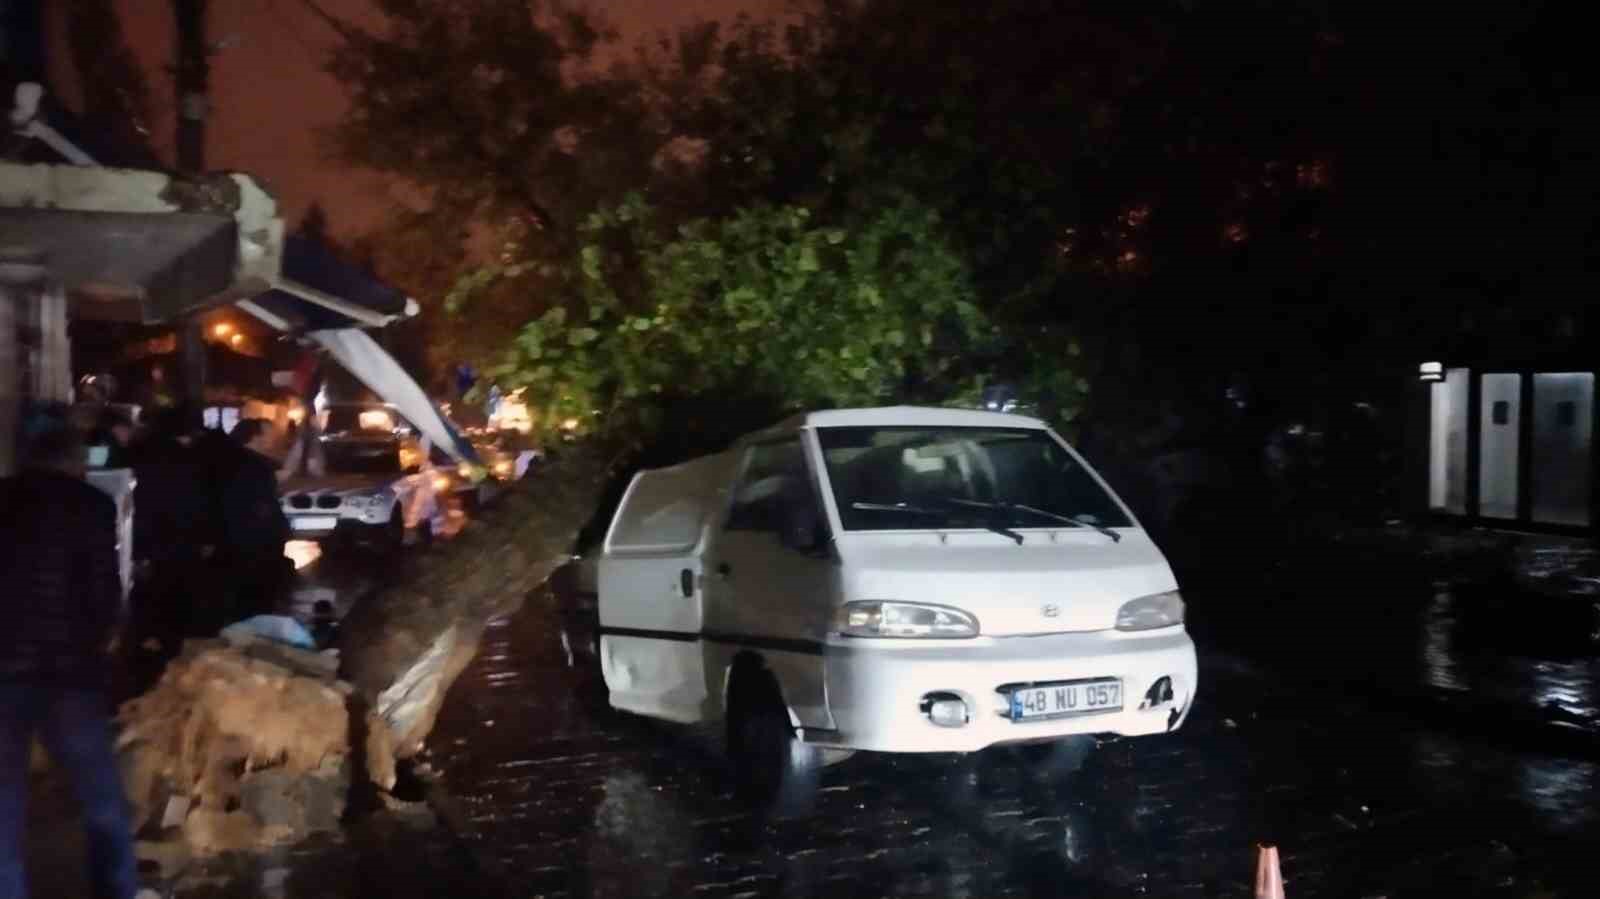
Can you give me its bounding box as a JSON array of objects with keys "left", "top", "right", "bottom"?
[{"left": 1427, "top": 365, "right": 1596, "bottom": 532}]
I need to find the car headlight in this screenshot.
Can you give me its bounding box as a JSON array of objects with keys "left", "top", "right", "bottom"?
[
  {"left": 344, "top": 495, "right": 368, "bottom": 509},
  {"left": 836, "top": 601, "right": 979, "bottom": 639},
  {"left": 1115, "top": 590, "right": 1185, "bottom": 631}
]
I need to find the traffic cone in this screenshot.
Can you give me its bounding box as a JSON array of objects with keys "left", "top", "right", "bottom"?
[{"left": 1254, "top": 843, "right": 1285, "bottom": 899}]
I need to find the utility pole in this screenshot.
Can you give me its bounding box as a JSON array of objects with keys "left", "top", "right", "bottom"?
[
  {"left": 173, "top": 0, "right": 209, "bottom": 174},
  {"left": 173, "top": 0, "right": 209, "bottom": 419}
]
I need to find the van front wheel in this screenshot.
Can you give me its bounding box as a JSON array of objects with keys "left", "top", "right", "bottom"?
[{"left": 726, "top": 671, "right": 819, "bottom": 815}]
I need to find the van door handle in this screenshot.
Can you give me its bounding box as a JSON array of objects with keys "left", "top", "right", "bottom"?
[{"left": 714, "top": 562, "right": 732, "bottom": 579}]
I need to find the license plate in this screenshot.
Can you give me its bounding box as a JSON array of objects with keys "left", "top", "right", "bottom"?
[
  {"left": 292, "top": 516, "right": 339, "bottom": 531},
  {"left": 1007, "top": 679, "right": 1122, "bottom": 721}
]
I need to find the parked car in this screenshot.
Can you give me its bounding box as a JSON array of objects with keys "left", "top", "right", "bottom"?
[
  {"left": 280, "top": 433, "right": 444, "bottom": 550},
  {"left": 597, "top": 406, "right": 1197, "bottom": 806}
]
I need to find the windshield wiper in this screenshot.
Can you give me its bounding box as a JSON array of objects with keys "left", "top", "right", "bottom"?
[
  {"left": 850, "top": 501, "right": 1026, "bottom": 546},
  {"left": 937, "top": 498, "right": 1121, "bottom": 543}
]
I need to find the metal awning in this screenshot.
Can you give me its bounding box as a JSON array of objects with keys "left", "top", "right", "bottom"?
[{"left": 239, "top": 235, "right": 418, "bottom": 332}]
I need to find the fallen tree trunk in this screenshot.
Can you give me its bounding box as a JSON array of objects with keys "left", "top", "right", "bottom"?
[{"left": 337, "top": 446, "right": 612, "bottom": 758}]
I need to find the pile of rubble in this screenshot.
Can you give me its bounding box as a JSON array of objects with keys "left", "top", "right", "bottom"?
[{"left": 113, "top": 632, "right": 396, "bottom": 875}]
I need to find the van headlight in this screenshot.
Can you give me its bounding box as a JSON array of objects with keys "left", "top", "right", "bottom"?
[
  {"left": 836, "top": 601, "right": 978, "bottom": 639},
  {"left": 1115, "top": 591, "right": 1185, "bottom": 631}
]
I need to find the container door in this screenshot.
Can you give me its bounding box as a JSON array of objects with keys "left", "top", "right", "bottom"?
[
  {"left": 1477, "top": 373, "right": 1521, "bottom": 520},
  {"left": 1531, "top": 373, "right": 1594, "bottom": 527},
  {"left": 598, "top": 471, "right": 709, "bottom": 723},
  {"left": 1431, "top": 368, "right": 1471, "bottom": 514}
]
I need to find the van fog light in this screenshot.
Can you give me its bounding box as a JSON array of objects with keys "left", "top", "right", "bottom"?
[
  {"left": 920, "top": 692, "right": 970, "bottom": 727},
  {"left": 1139, "top": 676, "right": 1175, "bottom": 710}
]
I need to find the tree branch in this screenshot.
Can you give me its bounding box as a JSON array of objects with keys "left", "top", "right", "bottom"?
[{"left": 294, "top": 0, "right": 365, "bottom": 44}]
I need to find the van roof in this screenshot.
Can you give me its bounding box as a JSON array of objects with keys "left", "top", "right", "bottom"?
[{"left": 753, "top": 405, "right": 1049, "bottom": 438}]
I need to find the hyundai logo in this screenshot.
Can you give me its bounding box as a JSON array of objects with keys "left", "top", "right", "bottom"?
[{"left": 1040, "top": 603, "right": 1060, "bottom": 618}]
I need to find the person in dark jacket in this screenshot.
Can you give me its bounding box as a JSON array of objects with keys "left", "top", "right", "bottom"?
[
  {"left": 127, "top": 405, "right": 209, "bottom": 660},
  {"left": 217, "top": 419, "right": 292, "bottom": 622},
  {"left": 0, "top": 420, "right": 141, "bottom": 899}
]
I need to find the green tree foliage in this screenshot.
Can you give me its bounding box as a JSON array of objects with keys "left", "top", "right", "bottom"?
[{"left": 461, "top": 193, "right": 992, "bottom": 445}]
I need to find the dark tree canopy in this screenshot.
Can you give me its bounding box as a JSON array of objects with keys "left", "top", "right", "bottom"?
[{"left": 321, "top": 0, "right": 1597, "bottom": 450}]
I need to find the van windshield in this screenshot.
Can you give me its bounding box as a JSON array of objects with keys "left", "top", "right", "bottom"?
[{"left": 816, "top": 427, "right": 1132, "bottom": 532}]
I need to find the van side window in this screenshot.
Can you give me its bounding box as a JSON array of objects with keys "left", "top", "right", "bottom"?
[{"left": 726, "top": 439, "right": 819, "bottom": 534}]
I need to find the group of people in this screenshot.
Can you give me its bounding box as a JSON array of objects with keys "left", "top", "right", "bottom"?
[
  {"left": 112, "top": 405, "right": 293, "bottom": 668},
  {"left": 3, "top": 401, "right": 308, "bottom": 897}
]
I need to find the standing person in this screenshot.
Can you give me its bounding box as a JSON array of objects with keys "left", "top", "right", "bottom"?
[
  {"left": 0, "top": 419, "right": 142, "bottom": 899},
  {"left": 127, "top": 406, "right": 207, "bottom": 664},
  {"left": 219, "top": 419, "right": 291, "bottom": 622}
]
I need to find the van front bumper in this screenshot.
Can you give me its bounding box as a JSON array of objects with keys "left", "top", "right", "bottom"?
[{"left": 813, "top": 627, "right": 1197, "bottom": 753}]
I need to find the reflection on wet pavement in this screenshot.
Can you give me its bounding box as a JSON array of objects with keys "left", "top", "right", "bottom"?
[
  {"left": 1420, "top": 587, "right": 1467, "bottom": 692},
  {"left": 1419, "top": 588, "right": 1600, "bottom": 730},
  {"left": 421, "top": 583, "right": 1600, "bottom": 898},
  {"left": 1194, "top": 574, "right": 1600, "bottom": 740}
]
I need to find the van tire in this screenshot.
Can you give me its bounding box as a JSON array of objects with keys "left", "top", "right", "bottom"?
[{"left": 726, "top": 669, "right": 819, "bottom": 815}]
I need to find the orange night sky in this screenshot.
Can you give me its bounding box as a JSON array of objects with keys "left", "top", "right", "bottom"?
[{"left": 44, "top": 1, "right": 786, "bottom": 238}]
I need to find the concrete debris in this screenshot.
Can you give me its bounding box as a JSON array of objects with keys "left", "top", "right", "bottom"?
[{"left": 114, "top": 642, "right": 397, "bottom": 857}]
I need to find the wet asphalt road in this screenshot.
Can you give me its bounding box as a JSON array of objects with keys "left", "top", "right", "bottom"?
[{"left": 414, "top": 583, "right": 1600, "bottom": 899}]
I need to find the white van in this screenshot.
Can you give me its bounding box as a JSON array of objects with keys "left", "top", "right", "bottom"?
[{"left": 598, "top": 406, "right": 1196, "bottom": 799}]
